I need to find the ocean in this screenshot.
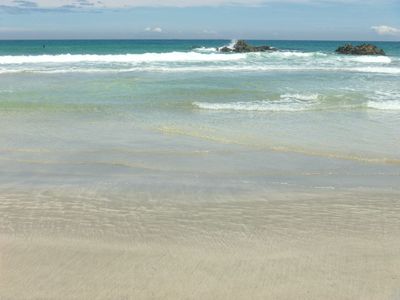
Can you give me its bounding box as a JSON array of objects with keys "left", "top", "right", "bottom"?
[
  {"left": 0, "top": 39, "right": 399, "bottom": 195},
  {"left": 2, "top": 39, "right": 400, "bottom": 299}
]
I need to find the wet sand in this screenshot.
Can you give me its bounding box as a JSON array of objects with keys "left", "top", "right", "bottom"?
[{"left": 1, "top": 188, "right": 400, "bottom": 299}]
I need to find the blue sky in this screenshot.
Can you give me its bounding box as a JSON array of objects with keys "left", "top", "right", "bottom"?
[{"left": 0, "top": 0, "right": 399, "bottom": 40}]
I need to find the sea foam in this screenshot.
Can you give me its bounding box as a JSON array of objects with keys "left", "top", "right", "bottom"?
[
  {"left": 0, "top": 48, "right": 398, "bottom": 76},
  {"left": 268, "top": 51, "right": 327, "bottom": 58},
  {"left": 344, "top": 56, "right": 392, "bottom": 64},
  {"left": 0, "top": 52, "right": 246, "bottom": 64},
  {"left": 367, "top": 100, "right": 400, "bottom": 110},
  {"left": 353, "top": 67, "right": 400, "bottom": 74},
  {"left": 367, "top": 91, "right": 400, "bottom": 110},
  {"left": 193, "top": 93, "right": 319, "bottom": 112}
]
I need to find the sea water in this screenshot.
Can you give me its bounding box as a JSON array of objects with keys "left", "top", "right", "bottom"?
[{"left": 0, "top": 40, "right": 399, "bottom": 196}]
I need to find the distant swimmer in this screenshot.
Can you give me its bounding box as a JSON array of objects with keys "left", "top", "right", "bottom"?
[{"left": 43, "top": 44, "right": 45, "bottom": 48}]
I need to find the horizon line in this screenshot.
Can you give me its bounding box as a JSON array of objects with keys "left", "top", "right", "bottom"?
[{"left": 0, "top": 38, "right": 399, "bottom": 42}]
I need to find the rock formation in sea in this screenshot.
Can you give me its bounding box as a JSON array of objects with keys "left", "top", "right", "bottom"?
[
  {"left": 219, "top": 40, "right": 276, "bottom": 53},
  {"left": 335, "top": 44, "right": 386, "bottom": 56}
]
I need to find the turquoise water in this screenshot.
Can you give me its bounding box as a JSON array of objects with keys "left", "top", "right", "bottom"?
[
  {"left": 0, "top": 39, "right": 399, "bottom": 56},
  {"left": 0, "top": 40, "right": 399, "bottom": 194}
]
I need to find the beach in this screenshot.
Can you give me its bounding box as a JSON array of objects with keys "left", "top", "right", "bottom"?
[
  {"left": 0, "top": 39, "right": 400, "bottom": 299},
  {"left": 1, "top": 188, "right": 400, "bottom": 299}
]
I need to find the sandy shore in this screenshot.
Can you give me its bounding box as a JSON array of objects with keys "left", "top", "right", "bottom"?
[{"left": 1, "top": 188, "right": 400, "bottom": 299}]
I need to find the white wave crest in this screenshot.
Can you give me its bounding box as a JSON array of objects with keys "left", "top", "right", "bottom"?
[
  {"left": 217, "top": 39, "right": 238, "bottom": 51},
  {"left": 1, "top": 64, "right": 399, "bottom": 75},
  {"left": 0, "top": 52, "right": 246, "bottom": 65},
  {"left": 193, "top": 93, "right": 319, "bottom": 112},
  {"left": 227, "top": 39, "right": 238, "bottom": 49},
  {"left": 193, "top": 101, "right": 310, "bottom": 112},
  {"left": 345, "top": 56, "right": 392, "bottom": 64},
  {"left": 193, "top": 47, "right": 217, "bottom": 53},
  {"left": 367, "top": 100, "right": 400, "bottom": 110},
  {"left": 280, "top": 93, "right": 320, "bottom": 101},
  {"left": 367, "top": 91, "right": 400, "bottom": 110},
  {"left": 269, "top": 51, "right": 327, "bottom": 58},
  {"left": 352, "top": 67, "right": 400, "bottom": 74}
]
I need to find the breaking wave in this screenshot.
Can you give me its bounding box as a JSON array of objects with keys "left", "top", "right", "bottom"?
[
  {"left": 342, "top": 56, "right": 392, "bottom": 64},
  {"left": 268, "top": 51, "right": 327, "bottom": 58},
  {"left": 0, "top": 52, "right": 246, "bottom": 65},
  {"left": 367, "top": 91, "right": 400, "bottom": 110},
  {"left": 193, "top": 93, "right": 320, "bottom": 112},
  {"left": 1, "top": 65, "right": 399, "bottom": 75},
  {"left": 368, "top": 100, "right": 400, "bottom": 110},
  {"left": 351, "top": 67, "right": 400, "bottom": 74},
  {"left": 0, "top": 47, "right": 398, "bottom": 76},
  {"left": 216, "top": 39, "right": 238, "bottom": 51}
]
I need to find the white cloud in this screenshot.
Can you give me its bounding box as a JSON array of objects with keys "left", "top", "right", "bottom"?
[
  {"left": 145, "top": 27, "right": 163, "bottom": 32},
  {"left": 1, "top": 0, "right": 389, "bottom": 9},
  {"left": 372, "top": 25, "right": 400, "bottom": 36},
  {"left": 202, "top": 29, "right": 217, "bottom": 34}
]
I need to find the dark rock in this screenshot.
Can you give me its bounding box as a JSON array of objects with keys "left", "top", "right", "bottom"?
[
  {"left": 233, "top": 40, "right": 255, "bottom": 52},
  {"left": 219, "top": 46, "right": 233, "bottom": 53},
  {"left": 335, "top": 43, "right": 385, "bottom": 56},
  {"left": 253, "top": 45, "right": 276, "bottom": 52},
  {"left": 219, "top": 40, "right": 276, "bottom": 53}
]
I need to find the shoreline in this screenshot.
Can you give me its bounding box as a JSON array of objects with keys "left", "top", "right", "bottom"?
[{"left": 1, "top": 38, "right": 399, "bottom": 299}]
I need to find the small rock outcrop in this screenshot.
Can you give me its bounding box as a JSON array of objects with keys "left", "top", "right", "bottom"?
[
  {"left": 219, "top": 46, "right": 232, "bottom": 53},
  {"left": 335, "top": 43, "right": 385, "bottom": 56},
  {"left": 219, "top": 40, "right": 276, "bottom": 53}
]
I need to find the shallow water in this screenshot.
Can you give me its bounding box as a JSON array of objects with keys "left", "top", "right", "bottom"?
[{"left": 0, "top": 40, "right": 399, "bottom": 194}]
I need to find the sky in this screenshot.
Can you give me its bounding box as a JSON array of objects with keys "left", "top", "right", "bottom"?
[{"left": 0, "top": 0, "right": 399, "bottom": 40}]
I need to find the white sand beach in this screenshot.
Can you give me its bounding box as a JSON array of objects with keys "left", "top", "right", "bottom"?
[{"left": 1, "top": 188, "right": 399, "bottom": 300}]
